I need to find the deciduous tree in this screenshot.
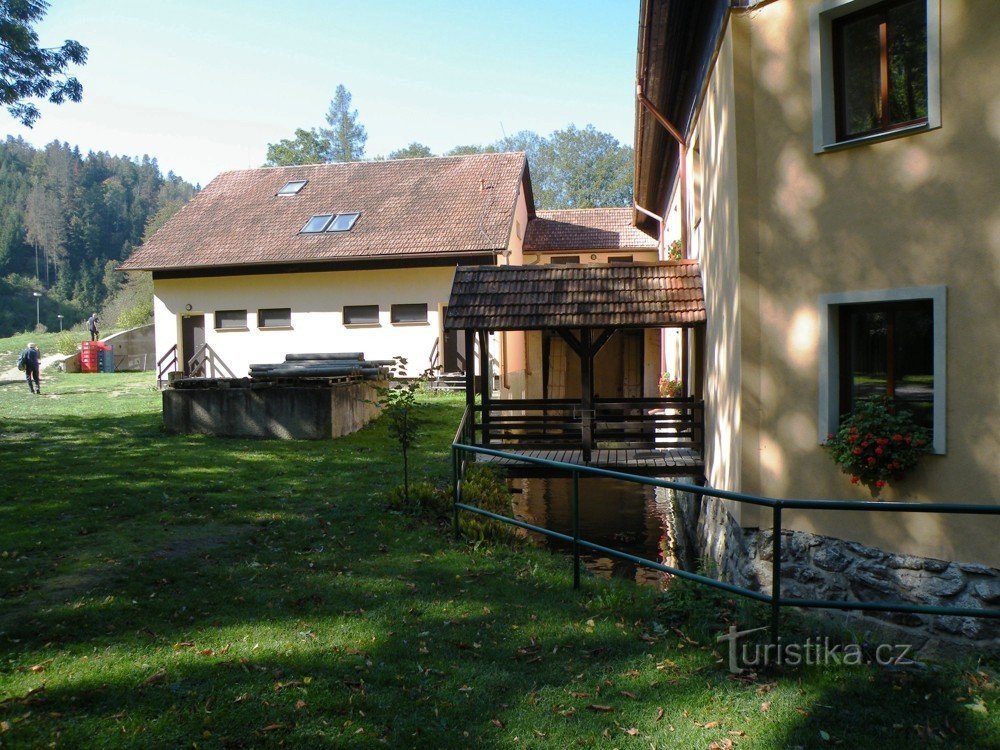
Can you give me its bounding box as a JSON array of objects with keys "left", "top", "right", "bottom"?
[
  {"left": 264, "top": 128, "right": 329, "bottom": 167},
  {"left": 388, "top": 142, "right": 433, "bottom": 160},
  {"left": 0, "top": 0, "right": 88, "bottom": 127}
]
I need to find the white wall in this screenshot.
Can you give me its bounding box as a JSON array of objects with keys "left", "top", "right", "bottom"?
[{"left": 153, "top": 265, "right": 464, "bottom": 378}]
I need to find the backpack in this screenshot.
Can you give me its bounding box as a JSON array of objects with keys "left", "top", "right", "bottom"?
[{"left": 16, "top": 349, "right": 27, "bottom": 371}]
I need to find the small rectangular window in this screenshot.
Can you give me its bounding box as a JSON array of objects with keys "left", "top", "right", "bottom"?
[
  {"left": 215, "top": 309, "right": 247, "bottom": 330},
  {"left": 258, "top": 308, "right": 291, "bottom": 328},
  {"left": 551, "top": 255, "right": 580, "bottom": 264},
  {"left": 301, "top": 214, "right": 334, "bottom": 233},
  {"left": 277, "top": 180, "right": 307, "bottom": 196},
  {"left": 608, "top": 255, "right": 634, "bottom": 264},
  {"left": 344, "top": 305, "right": 379, "bottom": 325},
  {"left": 391, "top": 303, "right": 428, "bottom": 324},
  {"left": 328, "top": 212, "right": 361, "bottom": 232}
]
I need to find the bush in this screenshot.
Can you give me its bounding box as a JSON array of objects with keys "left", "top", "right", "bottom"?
[
  {"left": 56, "top": 331, "right": 78, "bottom": 355},
  {"left": 825, "top": 396, "right": 930, "bottom": 495}
]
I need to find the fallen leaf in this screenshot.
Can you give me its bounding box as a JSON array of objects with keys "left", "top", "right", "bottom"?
[
  {"left": 199, "top": 649, "right": 214, "bottom": 657},
  {"left": 295, "top": 700, "right": 306, "bottom": 710},
  {"left": 29, "top": 664, "right": 45, "bottom": 673},
  {"left": 173, "top": 641, "right": 194, "bottom": 650},
  {"left": 760, "top": 701, "right": 771, "bottom": 713},
  {"left": 0, "top": 721, "right": 9, "bottom": 733},
  {"left": 624, "top": 727, "right": 639, "bottom": 736},
  {"left": 491, "top": 718, "right": 505, "bottom": 728},
  {"left": 261, "top": 723, "right": 285, "bottom": 732},
  {"left": 965, "top": 700, "right": 988, "bottom": 715},
  {"left": 588, "top": 704, "right": 614, "bottom": 713},
  {"left": 704, "top": 720, "right": 721, "bottom": 729},
  {"left": 729, "top": 730, "right": 747, "bottom": 737},
  {"left": 141, "top": 669, "right": 167, "bottom": 687},
  {"left": 570, "top": 691, "right": 591, "bottom": 699},
  {"left": 655, "top": 707, "right": 665, "bottom": 722},
  {"left": 620, "top": 690, "right": 638, "bottom": 700}
]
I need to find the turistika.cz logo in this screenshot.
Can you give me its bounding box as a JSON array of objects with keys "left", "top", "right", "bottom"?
[{"left": 716, "top": 626, "right": 915, "bottom": 674}]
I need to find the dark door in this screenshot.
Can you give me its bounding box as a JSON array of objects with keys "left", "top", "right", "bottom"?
[
  {"left": 441, "top": 308, "right": 467, "bottom": 374},
  {"left": 181, "top": 315, "right": 205, "bottom": 375}
]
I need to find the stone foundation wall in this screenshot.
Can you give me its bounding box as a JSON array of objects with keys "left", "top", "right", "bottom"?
[{"left": 672, "top": 489, "right": 1000, "bottom": 655}]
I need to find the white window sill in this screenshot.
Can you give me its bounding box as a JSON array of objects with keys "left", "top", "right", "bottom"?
[
  {"left": 258, "top": 325, "right": 293, "bottom": 331},
  {"left": 391, "top": 321, "right": 430, "bottom": 326},
  {"left": 215, "top": 326, "right": 249, "bottom": 332},
  {"left": 817, "top": 121, "right": 933, "bottom": 153},
  {"left": 344, "top": 323, "right": 380, "bottom": 328}
]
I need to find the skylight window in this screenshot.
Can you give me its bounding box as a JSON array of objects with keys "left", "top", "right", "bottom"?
[
  {"left": 277, "top": 179, "right": 307, "bottom": 196},
  {"left": 301, "top": 214, "right": 334, "bottom": 233},
  {"left": 328, "top": 212, "right": 361, "bottom": 232}
]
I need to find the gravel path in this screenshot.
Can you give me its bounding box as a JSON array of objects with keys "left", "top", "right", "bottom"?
[{"left": 0, "top": 352, "right": 67, "bottom": 384}]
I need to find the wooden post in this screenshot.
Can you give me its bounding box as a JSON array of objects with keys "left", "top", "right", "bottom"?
[
  {"left": 479, "top": 330, "right": 491, "bottom": 446},
  {"left": 581, "top": 328, "right": 593, "bottom": 462},
  {"left": 681, "top": 327, "right": 690, "bottom": 397},
  {"left": 464, "top": 329, "right": 475, "bottom": 415}
]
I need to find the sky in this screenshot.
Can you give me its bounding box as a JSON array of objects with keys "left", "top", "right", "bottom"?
[{"left": 1, "top": 0, "right": 642, "bottom": 187}]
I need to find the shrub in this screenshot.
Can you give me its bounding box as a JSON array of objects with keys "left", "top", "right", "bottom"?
[
  {"left": 658, "top": 372, "right": 682, "bottom": 398},
  {"left": 56, "top": 331, "right": 78, "bottom": 355},
  {"left": 825, "top": 396, "right": 930, "bottom": 495}
]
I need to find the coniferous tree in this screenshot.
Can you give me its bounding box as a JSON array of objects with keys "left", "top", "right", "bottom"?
[{"left": 319, "top": 85, "right": 367, "bottom": 162}]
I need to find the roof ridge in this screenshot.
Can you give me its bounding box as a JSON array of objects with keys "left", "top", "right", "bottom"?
[{"left": 213, "top": 151, "right": 527, "bottom": 179}]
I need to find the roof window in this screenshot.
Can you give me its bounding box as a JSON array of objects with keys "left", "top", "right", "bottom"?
[
  {"left": 328, "top": 212, "right": 361, "bottom": 232},
  {"left": 301, "top": 214, "right": 334, "bottom": 233},
  {"left": 277, "top": 179, "right": 307, "bottom": 196}
]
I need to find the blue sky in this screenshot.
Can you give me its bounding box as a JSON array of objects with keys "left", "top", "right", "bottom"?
[{"left": 1, "top": 0, "right": 641, "bottom": 187}]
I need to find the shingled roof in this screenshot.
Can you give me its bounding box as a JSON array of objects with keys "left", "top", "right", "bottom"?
[
  {"left": 444, "top": 261, "right": 705, "bottom": 331},
  {"left": 120, "top": 153, "right": 528, "bottom": 272},
  {"left": 523, "top": 208, "right": 658, "bottom": 252}
]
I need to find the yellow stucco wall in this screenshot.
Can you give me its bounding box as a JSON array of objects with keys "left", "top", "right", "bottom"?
[{"left": 695, "top": 1, "right": 1000, "bottom": 564}]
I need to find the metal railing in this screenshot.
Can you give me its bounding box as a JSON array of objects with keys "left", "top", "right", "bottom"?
[{"left": 451, "top": 407, "right": 1000, "bottom": 641}]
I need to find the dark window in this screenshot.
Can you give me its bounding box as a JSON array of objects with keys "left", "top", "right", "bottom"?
[
  {"left": 277, "top": 180, "right": 307, "bottom": 196},
  {"left": 608, "top": 255, "right": 634, "bottom": 264},
  {"left": 391, "top": 303, "right": 428, "bottom": 324},
  {"left": 833, "top": 0, "right": 927, "bottom": 141},
  {"left": 838, "top": 299, "right": 933, "bottom": 430},
  {"left": 328, "top": 212, "right": 360, "bottom": 232},
  {"left": 551, "top": 255, "right": 580, "bottom": 264},
  {"left": 215, "top": 309, "right": 247, "bottom": 330},
  {"left": 344, "top": 305, "right": 379, "bottom": 325},
  {"left": 258, "top": 308, "right": 291, "bottom": 328},
  {"left": 301, "top": 214, "right": 334, "bottom": 233}
]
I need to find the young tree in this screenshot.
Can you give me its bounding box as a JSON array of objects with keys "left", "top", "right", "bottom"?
[
  {"left": 388, "top": 142, "right": 433, "bottom": 160},
  {"left": 1, "top": 0, "right": 88, "bottom": 127},
  {"left": 264, "top": 128, "right": 330, "bottom": 167},
  {"left": 319, "top": 85, "right": 367, "bottom": 163}
]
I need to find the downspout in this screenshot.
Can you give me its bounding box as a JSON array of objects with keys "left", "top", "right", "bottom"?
[
  {"left": 636, "top": 0, "right": 690, "bottom": 259},
  {"left": 634, "top": 202, "right": 665, "bottom": 253}
]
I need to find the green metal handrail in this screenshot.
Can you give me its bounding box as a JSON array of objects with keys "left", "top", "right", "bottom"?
[{"left": 451, "top": 411, "right": 1000, "bottom": 642}]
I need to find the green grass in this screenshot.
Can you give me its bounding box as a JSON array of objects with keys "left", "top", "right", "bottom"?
[{"left": 0, "top": 369, "right": 997, "bottom": 748}]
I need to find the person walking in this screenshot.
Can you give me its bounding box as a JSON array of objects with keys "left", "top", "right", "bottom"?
[
  {"left": 87, "top": 312, "right": 100, "bottom": 341},
  {"left": 22, "top": 342, "right": 41, "bottom": 395}
]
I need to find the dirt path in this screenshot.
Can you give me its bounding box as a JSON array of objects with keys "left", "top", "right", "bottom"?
[{"left": 0, "top": 353, "right": 66, "bottom": 385}]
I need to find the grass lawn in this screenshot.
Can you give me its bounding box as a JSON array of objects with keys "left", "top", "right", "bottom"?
[{"left": 0, "top": 368, "right": 997, "bottom": 748}]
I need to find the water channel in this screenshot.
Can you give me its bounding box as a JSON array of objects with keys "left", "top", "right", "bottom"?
[{"left": 508, "top": 476, "right": 702, "bottom": 587}]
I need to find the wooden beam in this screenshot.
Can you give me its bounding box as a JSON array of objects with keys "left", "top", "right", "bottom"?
[
  {"left": 478, "top": 330, "right": 491, "bottom": 445},
  {"left": 464, "top": 329, "right": 475, "bottom": 414},
  {"left": 580, "top": 328, "right": 594, "bottom": 462},
  {"left": 592, "top": 328, "right": 617, "bottom": 356},
  {"left": 541, "top": 331, "right": 550, "bottom": 400},
  {"left": 556, "top": 328, "right": 583, "bottom": 358}
]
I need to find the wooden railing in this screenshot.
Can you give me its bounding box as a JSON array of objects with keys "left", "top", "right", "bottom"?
[
  {"left": 156, "top": 344, "right": 178, "bottom": 389},
  {"left": 471, "top": 397, "right": 704, "bottom": 456}
]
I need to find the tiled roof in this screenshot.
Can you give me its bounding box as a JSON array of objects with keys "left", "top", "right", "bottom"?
[
  {"left": 444, "top": 261, "right": 704, "bottom": 331},
  {"left": 120, "top": 153, "right": 527, "bottom": 271},
  {"left": 523, "top": 208, "right": 658, "bottom": 252}
]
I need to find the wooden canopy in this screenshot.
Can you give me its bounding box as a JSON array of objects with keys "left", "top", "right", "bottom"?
[{"left": 443, "top": 261, "right": 706, "bottom": 332}]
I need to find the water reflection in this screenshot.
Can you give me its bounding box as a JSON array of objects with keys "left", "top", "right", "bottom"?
[{"left": 509, "top": 476, "right": 700, "bottom": 588}]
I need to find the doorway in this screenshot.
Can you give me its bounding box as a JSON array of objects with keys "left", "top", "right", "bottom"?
[
  {"left": 181, "top": 314, "right": 205, "bottom": 375},
  {"left": 441, "top": 307, "right": 467, "bottom": 374}
]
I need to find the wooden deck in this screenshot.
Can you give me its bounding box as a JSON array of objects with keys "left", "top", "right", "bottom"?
[{"left": 474, "top": 447, "right": 704, "bottom": 478}]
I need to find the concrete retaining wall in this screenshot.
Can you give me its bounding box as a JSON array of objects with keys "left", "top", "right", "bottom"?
[{"left": 163, "top": 380, "right": 381, "bottom": 439}]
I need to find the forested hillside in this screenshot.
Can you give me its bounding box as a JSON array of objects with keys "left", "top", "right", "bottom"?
[{"left": 0, "top": 136, "right": 197, "bottom": 337}]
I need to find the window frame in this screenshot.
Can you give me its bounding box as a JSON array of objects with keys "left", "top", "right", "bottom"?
[
  {"left": 550, "top": 255, "right": 581, "bottom": 265},
  {"left": 390, "top": 303, "right": 429, "bottom": 325},
  {"left": 301, "top": 214, "right": 334, "bottom": 233},
  {"left": 608, "top": 255, "right": 634, "bottom": 265},
  {"left": 327, "top": 212, "right": 361, "bottom": 232},
  {"left": 343, "top": 304, "right": 380, "bottom": 326},
  {"left": 257, "top": 307, "right": 292, "bottom": 329},
  {"left": 818, "top": 285, "right": 946, "bottom": 453},
  {"left": 276, "top": 180, "right": 307, "bottom": 196},
  {"left": 214, "top": 309, "right": 248, "bottom": 331},
  {"left": 810, "top": 0, "right": 940, "bottom": 152}
]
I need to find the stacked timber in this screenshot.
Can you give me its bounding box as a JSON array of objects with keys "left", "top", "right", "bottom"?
[{"left": 249, "top": 353, "right": 392, "bottom": 381}]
